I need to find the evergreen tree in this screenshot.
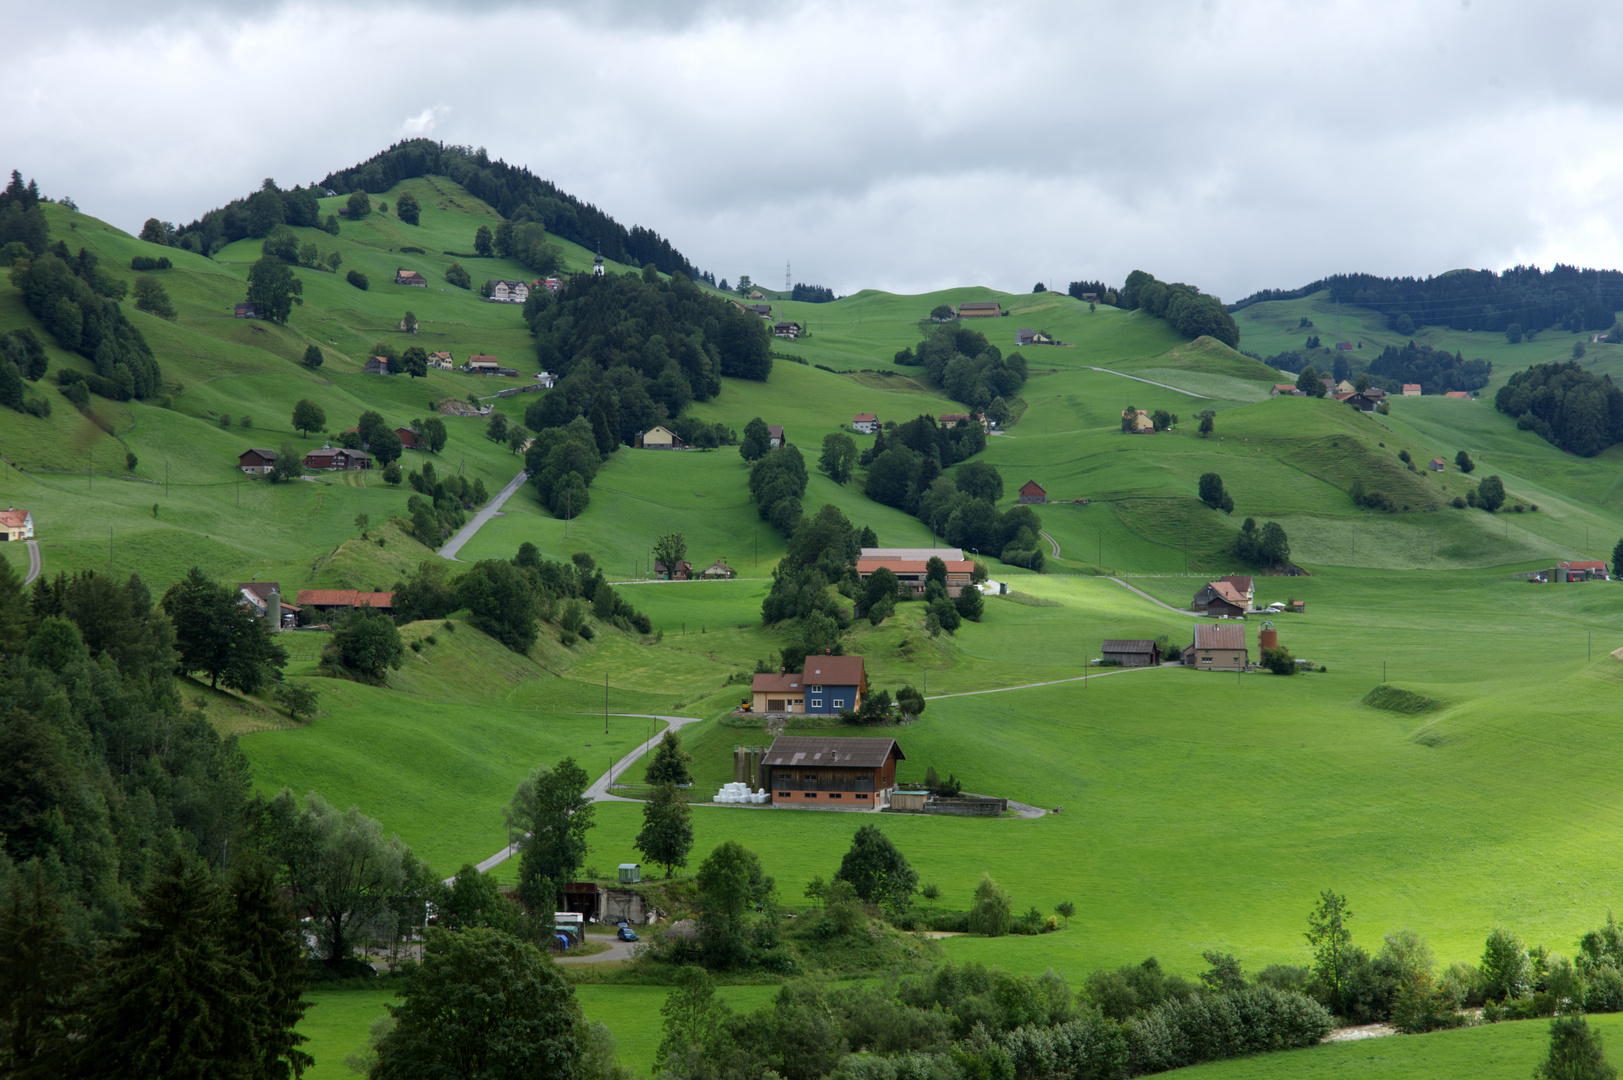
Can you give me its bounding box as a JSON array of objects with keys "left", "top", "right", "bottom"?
[
  {"left": 83, "top": 855, "right": 261, "bottom": 1080},
  {"left": 1536, "top": 1015, "right": 1616, "bottom": 1080},
  {"left": 645, "top": 729, "right": 693, "bottom": 786},
  {"left": 224, "top": 862, "right": 313, "bottom": 1080},
  {"left": 635, "top": 782, "right": 694, "bottom": 877},
  {"left": 1, "top": 862, "right": 88, "bottom": 1078}
]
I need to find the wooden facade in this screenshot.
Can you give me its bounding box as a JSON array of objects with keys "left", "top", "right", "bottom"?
[{"left": 762, "top": 735, "right": 903, "bottom": 808}]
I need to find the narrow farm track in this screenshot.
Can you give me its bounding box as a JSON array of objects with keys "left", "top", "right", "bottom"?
[
  {"left": 1039, "top": 530, "right": 1061, "bottom": 558},
  {"left": 924, "top": 663, "right": 1170, "bottom": 701},
  {"left": 1087, "top": 366, "right": 1212, "bottom": 398},
  {"left": 439, "top": 469, "right": 528, "bottom": 561},
  {"left": 23, "top": 539, "right": 40, "bottom": 584},
  {"left": 455, "top": 714, "right": 702, "bottom": 883},
  {"left": 1109, "top": 576, "right": 1200, "bottom": 617}
]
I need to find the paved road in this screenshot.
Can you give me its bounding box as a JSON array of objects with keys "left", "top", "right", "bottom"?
[
  {"left": 439, "top": 469, "right": 528, "bottom": 561},
  {"left": 1108, "top": 576, "right": 1201, "bottom": 617},
  {"left": 1088, "top": 367, "right": 1212, "bottom": 399},
  {"left": 556, "top": 935, "right": 639, "bottom": 964},
  {"left": 23, "top": 539, "right": 40, "bottom": 585},
  {"left": 455, "top": 714, "right": 704, "bottom": 882}
]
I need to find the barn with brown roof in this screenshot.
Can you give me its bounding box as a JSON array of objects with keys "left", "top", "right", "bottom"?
[
  {"left": 1192, "top": 579, "right": 1249, "bottom": 618},
  {"left": 1102, "top": 639, "right": 1159, "bottom": 667},
  {"left": 761, "top": 735, "right": 903, "bottom": 808},
  {"left": 956, "top": 301, "right": 1002, "bottom": 318},
  {"left": 1184, "top": 624, "right": 1248, "bottom": 670}
]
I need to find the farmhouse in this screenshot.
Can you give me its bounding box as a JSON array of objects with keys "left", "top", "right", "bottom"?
[
  {"left": 1335, "top": 380, "right": 1356, "bottom": 394},
  {"left": 1445, "top": 391, "right": 1472, "bottom": 400},
  {"left": 1122, "top": 408, "right": 1155, "bottom": 433},
  {"left": 296, "top": 589, "right": 394, "bottom": 615},
  {"left": 857, "top": 548, "right": 973, "bottom": 598},
  {"left": 364, "top": 357, "right": 392, "bottom": 375},
  {"left": 772, "top": 321, "right": 802, "bottom": 339},
  {"left": 466, "top": 356, "right": 500, "bottom": 374},
  {"left": 487, "top": 280, "right": 529, "bottom": 303},
  {"left": 429, "top": 351, "right": 454, "bottom": 369},
  {"left": 301, "top": 447, "right": 372, "bottom": 471},
  {"left": 768, "top": 425, "right": 785, "bottom": 448},
  {"left": 938, "top": 414, "right": 972, "bottom": 429},
  {"left": 0, "top": 507, "right": 34, "bottom": 541},
  {"left": 956, "top": 301, "right": 1002, "bottom": 318},
  {"left": 852, "top": 413, "right": 879, "bottom": 434},
  {"left": 234, "top": 302, "right": 259, "bottom": 319},
  {"left": 395, "top": 269, "right": 427, "bottom": 287},
  {"left": 1018, "top": 480, "right": 1047, "bottom": 504},
  {"left": 753, "top": 655, "right": 867, "bottom": 716},
  {"left": 238, "top": 448, "right": 278, "bottom": 475},
  {"left": 1015, "top": 329, "right": 1053, "bottom": 346},
  {"left": 396, "top": 427, "right": 420, "bottom": 450},
  {"left": 1183, "top": 624, "right": 1248, "bottom": 670},
  {"left": 1335, "top": 341, "right": 1353, "bottom": 351},
  {"left": 1102, "top": 639, "right": 1159, "bottom": 667},
  {"left": 1271, "top": 384, "right": 1304, "bottom": 397},
  {"left": 762, "top": 734, "right": 901, "bottom": 808},
  {"left": 654, "top": 558, "right": 693, "bottom": 580},
  {"left": 1192, "top": 579, "right": 1249, "bottom": 618},
  {"left": 642, "top": 426, "right": 685, "bottom": 449},
  {"left": 237, "top": 582, "right": 297, "bottom": 629},
  {"left": 1402, "top": 384, "right": 1422, "bottom": 397},
  {"left": 743, "top": 303, "right": 772, "bottom": 318},
  {"left": 1344, "top": 392, "right": 1380, "bottom": 412},
  {"left": 700, "top": 560, "right": 736, "bottom": 579},
  {"left": 1556, "top": 560, "right": 1609, "bottom": 582}
]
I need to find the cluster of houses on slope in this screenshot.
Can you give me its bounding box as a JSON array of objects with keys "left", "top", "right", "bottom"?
[
  {"left": 236, "top": 582, "right": 393, "bottom": 630},
  {"left": 239, "top": 422, "right": 443, "bottom": 475},
  {"left": 1272, "top": 378, "right": 1475, "bottom": 406},
  {"left": 0, "top": 507, "right": 35, "bottom": 542},
  {"left": 733, "top": 302, "right": 804, "bottom": 338},
  {"left": 1098, "top": 621, "right": 1294, "bottom": 673}
]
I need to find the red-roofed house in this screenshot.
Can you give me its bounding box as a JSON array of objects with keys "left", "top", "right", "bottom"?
[
  {"left": 767, "top": 425, "right": 785, "bottom": 448},
  {"left": 751, "top": 656, "right": 867, "bottom": 716},
  {"left": 1018, "top": 480, "right": 1047, "bottom": 504},
  {"left": 1445, "top": 391, "right": 1471, "bottom": 400},
  {"left": 857, "top": 555, "right": 974, "bottom": 598},
  {"left": 0, "top": 507, "right": 34, "bottom": 542},
  {"left": 1429, "top": 457, "right": 1446, "bottom": 471},
  {"left": 1556, "top": 561, "right": 1609, "bottom": 582},
  {"left": 1272, "top": 384, "right": 1305, "bottom": 397},
  {"left": 296, "top": 589, "right": 394, "bottom": 615},
  {"left": 302, "top": 447, "right": 372, "bottom": 471},
  {"left": 1192, "top": 580, "right": 1249, "bottom": 618},
  {"left": 395, "top": 269, "right": 427, "bottom": 287},
  {"left": 852, "top": 413, "right": 879, "bottom": 434}
]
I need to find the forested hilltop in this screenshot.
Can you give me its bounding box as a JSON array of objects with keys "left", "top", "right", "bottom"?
[
  {"left": 170, "top": 139, "right": 709, "bottom": 282},
  {"left": 1230, "top": 265, "right": 1623, "bottom": 336}
]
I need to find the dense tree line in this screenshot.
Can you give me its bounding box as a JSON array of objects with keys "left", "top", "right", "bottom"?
[
  {"left": 1369, "top": 341, "right": 1491, "bottom": 394},
  {"left": 177, "top": 138, "right": 710, "bottom": 279},
  {"left": 895, "top": 324, "right": 1027, "bottom": 408},
  {"left": 10, "top": 243, "right": 162, "bottom": 399},
  {"left": 0, "top": 327, "right": 51, "bottom": 416},
  {"left": 1119, "top": 271, "right": 1240, "bottom": 347},
  {"left": 1230, "top": 264, "right": 1623, "bottom": 335},
  {"left": 1495, "top": 361, "right": 1623, "bottom": 456},
  {"left": 1067, "top": 279, "right": 1115, "bottom": 302},
  {"left": 0, "top": 170, "right": 50, "bottom": 256},
  {"left": 791, "top": 282, "right": 835, "bottom": 303}
]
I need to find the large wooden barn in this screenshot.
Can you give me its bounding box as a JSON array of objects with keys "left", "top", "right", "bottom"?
[{"left": 761, "top": 735, "right": 904, "bottom": 808}]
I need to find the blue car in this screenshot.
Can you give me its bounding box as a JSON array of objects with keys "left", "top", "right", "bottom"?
[{"left": 616, "top": 924, "right": 639, "bottom": 942}]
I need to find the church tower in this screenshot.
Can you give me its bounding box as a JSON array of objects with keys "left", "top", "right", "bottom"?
[{"left": 593, "top": 243, "right": 604, "bottom": 277}]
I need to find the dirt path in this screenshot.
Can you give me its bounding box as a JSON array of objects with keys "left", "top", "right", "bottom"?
[
  {"left": 455, "top": 714, "right": 702, "bottom": 882},
  {"left": 1087, "top": 367, "right": 1212, "bottom": 399},
  {"left": 438, "top": 469, "right": 528, "bottom": 561},
  {"left": 23, "top": 539, "right": 40, "bottom": 585},
  {"left": 1039, "top": 530, "right": 1061, "bottom": 558},
  {"left": 1109, "top": 576, "right": 1201, "bottom": 617},
  {"left": 925, "top": 663, "right": 1171, "bottom": 701}
]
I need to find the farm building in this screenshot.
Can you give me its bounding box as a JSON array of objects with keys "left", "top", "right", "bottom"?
[
  {"left": 956, "top": 301, "right": 1002, "bottom": 318},
  {"left": 1102, "top": 639, "right": 1159, "bottom": 667},
  {"left": 296, "top": 589, "right": 394, "bottom": 615},
  {"left": 1429, "top": 458, "right": 1446, "bottom": 471},
  {"left": 1192, "top": 580, "right": 1249, "bottom": 618},
  {"left": 1556, "top": 561, "right": 1609, "bottom": 582},
  {"left": 0, "top": 508, "right": 34, "bottom": 541},
  {"left": 700, "top": 560, "right": 736, "bottom": 579},
  {"left": 1015, "top": 329, "right": 1053, "bottom": 346},
  {"left": 1445, "top": 391, "right": 1472, "bottom": 400},
  {"left": 487, "top": 280, "right": 529, "bottom": 303},
  {"left": 234, "top": 302, "right": 260, "bottom": 319},
  {"left": 541, "top": 277, "right": 563, "bottom": 293},
  {"left": 238, "top": 448, "right": 278, "bottom": 475},
  {"left": 772, "top": 321, "right": 802, "bottom": 339},
  {"left": 466, "top": 356, "right": 500, "bottom": 374},
  {"left": 768, "top": 425, "right": 785, "bottom": 448},
  {"left": 743, "top": 303, "right": 772, "bottom": 318},
  {"left": 852, "top": 413, "right": 879, "bottom": 434},
  {"left": 938, "top": 413, "right": 972, "bottom": 429},
  {"left": 654, "top": 558, "right": 693, "bottom": 580},
  {"left": 1218, "top": 575, "right": 1254, "bottom": 607},
  {"left": 396, "top": 427, "right": 420, "bottom": 450},
  {"left": 429, "top": 351, "right": 454, "bottom": 369},
  {"left": 1184, "top": 624, "right": 1248, "bottom": 670},
  {"left": 1336, "top": 341, "right": 1353, "bottom": 351},
  {"left": 751, "top": 655, "right": 867, "bottom": 716},
  {"left": 761, "top": 734, "right": 903, "bottom": 808},
  {"left": 395, "top": 269, "right": 427, "bottom": 287},
  {"left": 238, "top": 582, "right": 297, "bottom": 629},
  {"left": 534, "top": 371, "right": 555, "bottom": 387},
  {"left": 1271, "top": 384, "right": 1304, "bottom": 397},
  {"left": 857, "top": 549, "right": 973, "bottom": 598},
  {"left": 1122, "top": 408, "right": 1155, "bottom": 433},
  {"left": 1344, "top": 392, "right": 1380, "bottom": 412},
  {"left": 1335, "top": 380, "right": 1356, "bottom": 394},
  {"left": 642, "top": 426, "right": 685, "bottom": 449},
  {"left": 1402, "top": 384, "right": 1422, "bottom": 397},
  {"left": 364, "top": 357, "right": 392, "bottom": 375},
  {"left": 301, "top": 447, "right": 372, "bottom": 471},
  {"left": 1018, "top": 480, "right": 1047, "bottom": 504}
]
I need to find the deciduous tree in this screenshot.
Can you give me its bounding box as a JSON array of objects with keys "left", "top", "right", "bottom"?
[
  {"left": 506, "top": 758, "right": 595, "bottom": 913},
  {"left": 635, "top": 782, "right": 693, "bottom": 877},
  {"left": 834, "top": 825, "right": 917, "bottom": 911},
  {"left": 653, "top": 532, "right": 688, "bottom": 580},
  {"left": 1198, "top": 472, "right": 1233, "bottom": 513},
  {"left": 292, "top": 398, "right": 325, "bottom": 436},
  {"left": 740, "top": 417, "right": 771, "bottom": 461},
  {"left": 395, "top": 190, "right": 420, "bottom": 225},
  {"left": 819, "top": 432, "right": 857, "bottom": 483},
  {"left": 474, "top": 224, "right": 494, "bottom": 257},
  {"left": 968, "top": 873, "right": 1012, "bottom": 937},
  {"left": 245, "top": 256, "right": 303, "bottom": 324}
]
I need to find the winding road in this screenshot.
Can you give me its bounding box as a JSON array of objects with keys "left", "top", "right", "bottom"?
[
  {"left": 439, "top": 469, "right": 528, "bottom": 561},
  {"left": 23, "top": 539, "right": 41, "bottom": 585}
]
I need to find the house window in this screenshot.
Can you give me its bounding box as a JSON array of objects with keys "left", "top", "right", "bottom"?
[
  {"left": 810, "top": 699, "right": 822, "bottom": 709},
  {"left": 829, "top": 793, "right": 842, "bottom": 799},
  {"left": 805, "top": 792, "right": 817, "bottom": 798},
  {"left": 833, "top": 699, "right": 845, "bottom": 709},
  {"left": 777, "top": 792, "right": 790, "bottom": 798},
  {"left": 802, "top": 774, "right": 818, "bottom": 781},
  {"left": 1201, "top": 656, "right": 1213, "bottom": 664},
  {"left": 809, "top": 684, "right": 823, "bottom": 693}
]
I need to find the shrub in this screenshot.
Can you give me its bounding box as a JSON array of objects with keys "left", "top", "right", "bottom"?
[
  {"left": 1261, "top": 645, "right": 1297, "bottom": 675},
  {"left": 347, "top": 270, "right": 369, "bottom": 290},
  {"left": 1125, "top": 986, "right": 1333, "bottom": 1074}
]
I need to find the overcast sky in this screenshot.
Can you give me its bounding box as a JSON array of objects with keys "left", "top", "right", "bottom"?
[{"left": 10, "top": 0, "right": 1623, "bottom": 301}]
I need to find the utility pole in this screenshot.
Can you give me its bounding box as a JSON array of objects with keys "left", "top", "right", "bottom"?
[
  {"left": 109, "top": 527, "right": 113, "bottom": 574},
  {"left": 165, "top": 460, "right": 169, "bottom": 496},
  {"left": 604, "top": 673, "right": 609, "bottom": 734},
  {"left": 565, "top": 488, "right": 570, "bottom": 538},
  {"left": 1382, "top": 660, "right": 1387, "bottom": 683}
]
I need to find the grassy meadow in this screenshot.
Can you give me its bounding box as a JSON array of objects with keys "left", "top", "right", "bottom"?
[{"left": 13, "top": 179, "right": 1623, "bottom": 1075}]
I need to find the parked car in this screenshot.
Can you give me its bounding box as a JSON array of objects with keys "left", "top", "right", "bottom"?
[{"left": 616, "top": 924, "right": 639, "bottom": 942}]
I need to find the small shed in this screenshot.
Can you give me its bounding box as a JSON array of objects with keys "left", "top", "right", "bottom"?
[
  {"left": 617, "top": 863, "right": 641, "bottom": 884},
  {"left": 1429, "top": 458, "right": 1446, "bottom": 471},
  {"left": 891, "top": 790, "right": 930, "bottom": 813},
  {"left": 1018, "top": 480, "right": 1047, "bottom": 504},
  {"left": 1101, "top": 639, "right": 1158, "bottom": 667}
]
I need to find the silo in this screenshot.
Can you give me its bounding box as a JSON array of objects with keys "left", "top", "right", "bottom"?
[
  {"left": 1259, "top": 620, "right": 1278, "bottom": 652},
  {"left": 267, "top": 588, "right": 282, "bottom": 631}
]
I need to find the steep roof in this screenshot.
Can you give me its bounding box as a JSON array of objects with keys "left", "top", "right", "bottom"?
[
  {"left": 240, "top": 448, "right": 278, "bottom": 460},
  {"left": 238, "top": 582, "right": 282, "bottom": 603},
  {"left": 767, "top": 425, "right": 784, "bottom": 438},
  {"left": 1019, "top": 480, "right": 1046, "bottom": 496},
  {"left": 1207, "top": 581, "right": 1248, "bottom": 607},
  {"left": 853, "top": 413, "right": 876, "bottom": 423},
  {"left": 802, "top": 654, "right": 865, "bottom": 686},
  {"left": 1191, "top": 624, "right": 1247, "bottom": 650},
  {"left": 752, "top": 672, "right": 801, "bottom": 693},
  {"left": 0, "top": 509, "right": 32, "bottom": 528},
  {"left": 1219, "top": 575, "right": 1253, "bottom": 595},
  {"left": 1102, "top": 639, "right": 1157, "bottom": 653},
  {"left": 762, "top": 735, "right": 903, "bottom": 769}
]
